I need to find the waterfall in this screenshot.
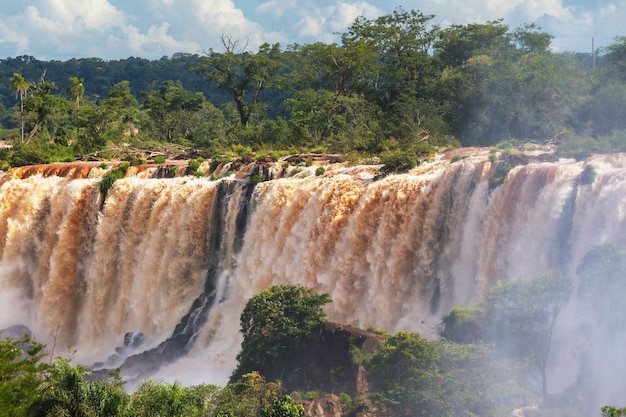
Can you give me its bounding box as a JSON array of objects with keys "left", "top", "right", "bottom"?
[{"left": 2, "top": 152, "right": 626, "bottom": 387}]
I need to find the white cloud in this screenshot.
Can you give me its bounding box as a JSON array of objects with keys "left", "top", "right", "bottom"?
[
  {"left": 290, "top": 1, "right": 383, "bottom": 42},
  {"left": 256, "top": 0, "right": 298, "bottom": 18},
  {"left": 0, "top": 0, "right": 623, "bottom": 60}
]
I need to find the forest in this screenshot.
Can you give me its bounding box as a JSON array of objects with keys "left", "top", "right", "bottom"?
[{"left": 0, "top": 8, "right": 626, "bottom": 170}]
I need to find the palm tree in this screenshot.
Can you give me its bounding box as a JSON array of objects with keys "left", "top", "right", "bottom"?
[
  {"left": 8, "top": 72, "right": 30, "bottom": 143},
  {"left": 67, "top": 77, "right": 85, "bottom": 136},
  {"left": 67, "top": 76, "right": 85, "bottom": 107}
]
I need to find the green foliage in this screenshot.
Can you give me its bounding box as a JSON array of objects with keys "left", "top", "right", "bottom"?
[
  {"left": 603, "top": 405, "right": 626, "bottom": 417},
  {"left": 0, "top": 335, "right": 48, "bottom": 417},
  {"left": 153, "top": 155, "right": 166, "bottom": 164},
  {"left": 440, "top": 305, "right": 486, "bottom": 343},
  {"left": 261, "top": 395, "right": 305, "bottom": 417},
  {"left": 482, "top": 271, "right": 572, "bottom": 398},
  {"left": 379, "top": 150, "right": 417, "bottom": 175},
  {"left": 232, "top": 285, "right": 332, "bottom": 382},
  {"left": 215, "top": 372, "right": 283, "bottom": 417},
  {"left": 315, "top": 166, "right": 325, "bottom": 176},
  {"left": 578, "top": 164, "right": 597, "bottom": 185},
  {"left": 100, "top": 166, "right": 126, "bottom": 194},
  {"left": 250, "top": 173, "right": 266, "bottom": 185},
  {"left": 128, "top": 379, "right": 214, "bottom": 417},
  {"left": 366, "top": 331, "right": 517, "bottom": 417},
  {"left": 577, "top": 244, "right": 626, "bottom": 336},
  {"left": 488, "top": 159, "right": 513, "bottom": 190},
  {"left": 365, "top": 331, "right": 439, "bottom": 416},
  {"left": 1, "top": 10, "right": 626, "bottom": 168},
  {"left": 27, "top": 358, "right": 93, "bottom": 417}
]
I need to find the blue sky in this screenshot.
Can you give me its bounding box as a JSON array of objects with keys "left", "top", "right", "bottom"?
[{"left": 0, "top": 0, "right": 621, "bottom": 61}]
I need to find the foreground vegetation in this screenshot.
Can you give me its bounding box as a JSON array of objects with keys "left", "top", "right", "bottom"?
[
  {"left": 2, "top": 9, "right": 626, "bottom": 169},
  {"left": 3, "top": 244, "right": 626, "bottom": 416}
]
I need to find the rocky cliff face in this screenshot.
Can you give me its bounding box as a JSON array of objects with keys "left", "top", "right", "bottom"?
[{"left": 283, "top": 322, "right": 383, "bottom": 396}]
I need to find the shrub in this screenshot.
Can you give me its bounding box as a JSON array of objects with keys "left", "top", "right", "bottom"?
[
  {"left": 118, "top": 162, "right": 130, "bottom": 174},
  {"left": 379, "top": 150, "right": 417, "bottom": 174},
  {"left": 315, "top": 166, "right": 325, "bottom": 176},
  {"left": 488, "top": 160, "right": 512, "bottom": 190},
  {"left": 100, "top": 163, "right": 129, "bottom": 195},
  {"left": 100, "top": 169, "right": 124, "bottom": 195},
  {"left": 188, "top": 159, "right": 201, "bottom": 171},
  {"left": 579, "top": 164, "right": 597, "bottom": 185},
  {"left": 153, "top": 155, "right": 166, "bottom": 164},
  {"left": 251, "top": 174, "right": 266, "bottom": 185}
]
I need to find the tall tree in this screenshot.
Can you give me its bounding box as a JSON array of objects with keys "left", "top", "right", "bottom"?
[
  {"left": 66, "top": 77, "right": 85, "bottom": 107},
  {"left": 285, "top": 40, "right": 378, "bottom": 142},
  {"left": 232, "top": 285, "right": 331, "bottom": 382},
  {"left": 0, "top": 335, "right": 48, "bottom": 417},
  {"left": 67, "top": 77, "right": 85, "bottom": 137},
  {"left": 8, "top": 72, "right": 30, "bottom": 143},
  {"left": 577, "top": 244, "right": 626, "bottom": 337},
  {"left": 343, "top": 8, "right": 440, "bottom": 110},
  {"left": 195, "top": 36, "right": 283, "bottom": 126},
  {"left": 21, "top": 71, "right": 70, "bottom": 144},
  {"left": 142, "top": 80, "right": 205, "bottom": 142},
  {"left": 482, "top": 271, "right": 572, "bottom": 400}
]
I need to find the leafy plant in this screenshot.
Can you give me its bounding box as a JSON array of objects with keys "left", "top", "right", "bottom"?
[
  {"left": 232, "top": 285, "right": 332, "bottom": 382},
  {"left": 251, "top": 173, "right": 266, "bottom": 185},
  {"left": 578, "top": 164, "right": 597, "bottom": 185},
  {"left": 379, "top": 150, "right": 417, "bottom": 175}
]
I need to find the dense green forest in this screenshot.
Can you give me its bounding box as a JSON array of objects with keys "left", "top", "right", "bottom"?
[{"left": 1, "top": 8, "right": 626, "bottom": 170}]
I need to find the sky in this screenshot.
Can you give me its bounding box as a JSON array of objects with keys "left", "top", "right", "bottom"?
[{"left": 0, "top": 0, "right": 622, "bottom": 61}]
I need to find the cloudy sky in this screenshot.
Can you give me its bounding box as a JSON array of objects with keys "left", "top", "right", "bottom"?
[{"left": 0, "top": 0, "right": 621, "bottom": 61}]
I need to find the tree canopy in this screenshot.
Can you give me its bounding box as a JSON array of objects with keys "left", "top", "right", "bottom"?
[{"left": 232, "top": 284, "right": 331, "bottom": 383}]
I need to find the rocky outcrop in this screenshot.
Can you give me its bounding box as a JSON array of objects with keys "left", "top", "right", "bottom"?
[
  {"left": 299, "top": 395, "right": 344, "bottom": 417},
  {"left": 0, "top": 324, "right": 31, "bottom": 340},
  {"left": 282, "top": 322, "right": 384, "bottom": 396}
]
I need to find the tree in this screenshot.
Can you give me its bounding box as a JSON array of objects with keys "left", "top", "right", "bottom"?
[
  {"left": 215, "top": 372, "right": 283, "bottom": 417},
  {"left": 84, "top": 377, "right": 129, "bottom": 417},
  {"left": 231, "top": 285, "right": 332, "bottom": 382},
  {"left": 365, "top": 331, "right": 440, "bottom": 417},
  {"left": 603, "top": 406, "right": 626, "bottom": 417},
  {"left": 482, "top": 271, "right": 572, "bottom": 400},
  {"left": 0, "top": 335, "right": 48, "bottom": 417},
  {"left": 285, "top": 40, "right": 380, "bottom": 144},
  {"left": 577, "top": 244, "right": 626, "bottom": 337},
  {"left": 602, "top": 36, "right": 626, "bottom": 80},
  {"left": 195, "top": 36, "right": 283, "bottom": 127},
  {"left": 262, "top": 395, "right": 304, "bottom": 417},
  {"left": 128, "top": 379, "right": 213, "bottom": 417},
  {"left": 8, "top": 72, "right": 30, "bottom": 143},
  {"left": 27, "top": 358, "right": 92, "bottom": 417},
  {"left": 67, "top": 77, "right": 85, "bottom": 107},
  {"left": 67, "top": 76, "right": 85, "bottom": 138},
  {"left": 22, "top": 71, "right": 70, "bottom": 144},
  {"left": 511, "top": 23, "right": 553, "bottom": 53},
  {"left": 343, "top": 8, "right": 440, "bottom": 106},
  {"left": 142, "top": 80, "right": 206, "bottom": 142},
  {"left": 434, "top": 20, "right": 511, "bottom": 68}
]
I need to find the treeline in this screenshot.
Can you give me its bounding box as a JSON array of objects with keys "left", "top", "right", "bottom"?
[{"left": 1, "top": 8, "right": 626, "bottom": 168}]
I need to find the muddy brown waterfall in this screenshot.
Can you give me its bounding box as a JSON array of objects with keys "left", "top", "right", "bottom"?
[{"left": 2, "top": 152, "right": 626, "bottom": 388}]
